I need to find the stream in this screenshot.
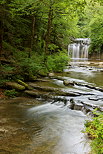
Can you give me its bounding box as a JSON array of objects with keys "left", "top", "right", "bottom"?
[{"left": 0, "top": 61, "right": 103, "bottom": 154}]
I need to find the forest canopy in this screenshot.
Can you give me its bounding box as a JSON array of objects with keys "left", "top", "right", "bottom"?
[
  {"left": 0, "top": 0, "right": 103, "bottom": 58},
  {"left": 0, "top": 0, "right": 103, "bottom": 79}
]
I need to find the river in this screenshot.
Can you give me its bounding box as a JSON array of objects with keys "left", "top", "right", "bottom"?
[{"left": 0, "top": 61, "right": 103, "bottom": 154}]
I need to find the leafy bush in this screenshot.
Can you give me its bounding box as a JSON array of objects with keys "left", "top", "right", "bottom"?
[
  {"left": 4, "top": 89, "right": 18, "bottom": 97},
  {"left": 0, "top": 64, "right": 15, "bottom": 81},
  {"left": 84, "top": 111, "right": 103, "bottom": 154},
  {"left": 47, "top": 51, "right": 69, "bottom": 72},
  {"left": 1, "top": 65, "right": 14, "bottom": 72},
  {"left": 17, "top": 53, "right": 48, "bottom": 79},
  {"left": 17, "top": 51, "right": 69, "bottom": 78}
]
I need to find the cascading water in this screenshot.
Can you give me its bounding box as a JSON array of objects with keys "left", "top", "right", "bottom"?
[{"left": 68, "top": 38, "right": 90, "bottom": 60}]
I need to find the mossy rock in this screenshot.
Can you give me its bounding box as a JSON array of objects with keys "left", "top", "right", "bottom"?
[
  {"left": 5, "top": 82, "right": 25, "bottom": 91},
  {"left": 16, "top": 79, "right": 33, "bottom": 90},
  {"left": 17, "top": 80, "right": 28, "bottom": 87}
]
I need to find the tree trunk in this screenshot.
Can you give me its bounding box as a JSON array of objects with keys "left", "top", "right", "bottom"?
[
  {"left": 29, "top": 16, "right": 36, "bottom": 58},
  {"left": 44, "top": 4, "right": 53, "bottom": 67},
  {"left": 0, "top": 24, "right": 3, "bottom": 57},
  {"left": 0, "top": 6, "right": 4, "bottom": 58},
  {"left": 45, "top": 5, "right": 53, "bottom": 55}
]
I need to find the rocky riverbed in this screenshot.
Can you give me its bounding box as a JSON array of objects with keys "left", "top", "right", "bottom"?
[{"left": 0, "top": 61, "right": 103, "bottom": 154}]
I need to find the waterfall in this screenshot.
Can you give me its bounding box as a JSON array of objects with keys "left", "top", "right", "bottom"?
[{"left": 68, "top": 38, "right": 90, "bottom": 60}]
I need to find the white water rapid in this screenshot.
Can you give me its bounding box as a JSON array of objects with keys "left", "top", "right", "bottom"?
[{"left": 68, "top": 38, "right": 90, "bottom": 60}]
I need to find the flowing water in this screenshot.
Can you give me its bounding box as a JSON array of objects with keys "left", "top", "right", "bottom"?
[
  {"left": 0, "top": 98, "right": 90, "bottom": 154},
  {"left": 68, "top": 38, "right": 90, "bottom": 60},
  {"left": 1, "top": 61, "right": 103, "bottom": 154}
]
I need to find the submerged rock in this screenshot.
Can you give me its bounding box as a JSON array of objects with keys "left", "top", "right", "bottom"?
[
  {"left": 63, "top": 80, "right": 75, "bottom": 86},
  {"left": 69, "top": 98, "right": 103, "bottom": 115}
]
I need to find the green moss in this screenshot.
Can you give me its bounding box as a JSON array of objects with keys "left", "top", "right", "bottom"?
[
  {"left": 17, "top": 80, "right": 29, "bottom": 88},
  {"left": 6, "top": 82, "right": 25, "bottom": 91}
]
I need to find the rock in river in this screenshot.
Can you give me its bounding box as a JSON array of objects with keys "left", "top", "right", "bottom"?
[
  {"left": 63, "top": 80, "right": 75, "bottom": 86},
  {"left": 5, "top": 82, "right": 25, "bottom": 91}
]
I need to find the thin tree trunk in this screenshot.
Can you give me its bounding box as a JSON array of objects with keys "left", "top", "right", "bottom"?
[
  {"left": 45, "top": 5, "right": 53, "bottom": 55},
  {"left": 0, "top": 25, "right": 3, "bottom": 57},
  {"left": 44, "top": 4, "right": 53, "bottom": 67},
  {"left": 29, "top": 16, "right": 36, "bottom": 58},
  {"left": 0, "top": 7, "right": 4, "bottom": 58}
]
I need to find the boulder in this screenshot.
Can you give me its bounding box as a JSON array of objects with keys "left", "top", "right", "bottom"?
[{"left": 5, "top": 82, "right": 25, "bottom": 91}]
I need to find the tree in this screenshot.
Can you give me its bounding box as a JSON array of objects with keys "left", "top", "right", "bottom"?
[{"left": 79, "top": 0, "right": 103, "bottom": 53}]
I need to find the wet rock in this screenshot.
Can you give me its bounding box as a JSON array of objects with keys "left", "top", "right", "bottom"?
[
  {"left": 5, "top": 82, "right": 25, "bottom": 91},
  {"left": 24, "top": 90, "right": 53, "bottom": 99},
  {"left": 63, "top": 80, "right": 75, "bottom": 86},
  {"left": 54, "top": 98, "right": 68, "bottom": 106},
  {"left": 70, "top": 80, "right": 103, "bottom": 92},
  {"left": 56, "top": 91, "right": 81, "bottom": 96},
  {"left": 28, "top": 83, "right": 60, "bottom": 92},
  {"left": 51, "top": 97, "right": 68, "bottom": 104},
  {"left": 81, "top": 102, "right": 103, "bottom": 113},
  {"left": 27, "top": 83, "right": 81, "bottom": 97},
  {"left": 83, "top": 104, "right": 94, "bottom": 113},
  {"left": 69, "top": 98, "right": 75, "bottom": 109},
  {"left": 48, "top": 73, "right": 55, "bottom": 77},
  {"left": 70, "top": 99, "right": 83, "bottom": 110},
  {"left": 74, "top": 102, "right": 83, "bottom": 110},
  {"left": 69, "top": 98, "right": 103, "bottom": 114},
  {"left": 50, "top": 76, "right": 64, "bottom": 81},
  {"left": 24, "top": 90, "right": 41, "bottom": 97}
]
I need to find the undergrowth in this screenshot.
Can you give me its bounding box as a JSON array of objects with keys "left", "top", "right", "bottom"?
[
  {"left": 4, "top": 89, "right": 18, "bottom": 97},
  {"left": 84, "top": 110, "right": 103, "bottom": 154}
]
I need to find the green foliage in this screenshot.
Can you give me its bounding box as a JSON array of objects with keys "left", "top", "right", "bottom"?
[
  {"left": 89, "top": 13, "right": 103, "bottom": 53},
  {"left": 2, "top": 65, "right": 14, "bottom": 72},
  {"left": 84, "top": 111, "right": 103, "bottom": 154},
  {"left": 1, "top": 0, "right": 96, "bottom": 81},
  {"left": 1, "top": 64, "right": 16, "bottom": 81},
  {"left": 3, "top": 41, "right": 16, "bottom": 53},
  {"left": 0, "top": 79, "right": 9, "bottom": 87},
  {"left": 77, "top": 1, "right": 103, "bottom": 53},
  {"left": 4, "top": 89, "right": 18, "bottom": 97},
  {"left": 16, "top": 53, "right": 47, "bottom": 78},
  {"left": 47, "top": 51, "right": 69, "bottom": 72}
]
